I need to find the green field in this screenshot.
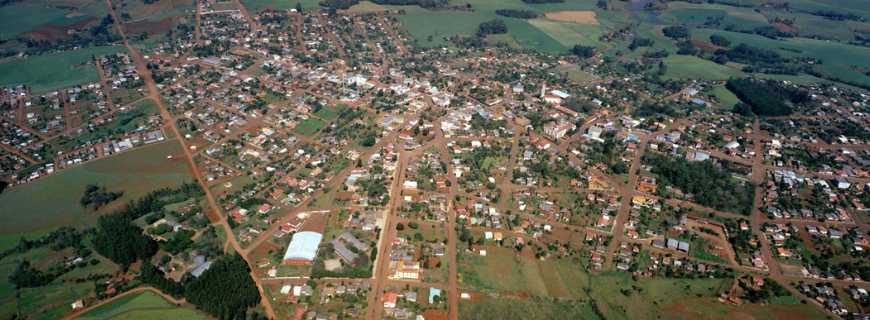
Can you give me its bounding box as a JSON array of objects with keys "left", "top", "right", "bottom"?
[
  {"left": 692, "top": 29, "right": 870, "bottom": 87},
  {"left": 314, "top": 104, "right": 349, "bottom": 121},
  {"left": 457, "top": 245, "right": 824, "bottom": 319},
  {"left": 659, "top": 2, "right": 769, "bottom": 30},
  {"left": 78, "top": 290, "right": 207, "bottom": 320},
  {"left": 0, "top": 2, "right": 87, "bottom": 40},
  {"left": 242, "top": 0, "right": 322, "bottom": 12},
  {"left": 0, "top": 139, "right": 193, "bottom": 235},
  {"left": 0, "top": 46, "right": 126, "bottom": 92},
  {"left": 379, "top": 0, "right": 599, "bottom": 52},
  {"left": 293, "top": 118, "right": 326, "bottom": 136},
  {"left": 663, "top": 55, "right": 744, "bottom": 81}
]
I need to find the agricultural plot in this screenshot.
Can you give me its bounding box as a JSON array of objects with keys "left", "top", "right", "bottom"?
[
  {"left": 78, "top": 290, "right": 208, "bottom": 320},
  {"left": 0, "top": 45, "right": 125, "bottom": 92},
  {"left": 381, "top": 0, "right": 605, "bottom": 53},
  {"left": 0, "top": 139, "right": 193, "bottom": 236},
  {"left": 662, "top": 55, "right": 743, "bottom": 81}
]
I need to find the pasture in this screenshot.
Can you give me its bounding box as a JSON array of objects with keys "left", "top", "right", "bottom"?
[
  {"left": 78, "top": 290, "right": 208, "bottom": 320},
  {"left": 0, "top": 139, "right": 193, "bottom": 236},
  {"left": 0, "top": 45, "right": 126, "bottom": 92}
]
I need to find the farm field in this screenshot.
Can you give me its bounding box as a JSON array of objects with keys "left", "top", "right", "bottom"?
[
  {"left": 0, "top": 45, "right": 126, "bottom": 92},
  {"left": 78, "top": 290, "right": 208, "bottom": 320},
  {"left": 379, "top": 0, "right": 603, "bottom": 52},
  {"left": 0, "top": 139, "right": 194, "bottom": 236},
  {"left": 662, "top": 55, "right": 743, "bottom": 81},
  {"left": 0, "top": 2, "right": 84, "bottom": 40}
]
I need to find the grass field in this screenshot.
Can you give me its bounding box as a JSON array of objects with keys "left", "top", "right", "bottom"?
[
  {"left": 460, "top": 296, "right": 600, "bottom": 320},
  {"left": 710, "top": 85, "right": 739, "bottom": 109},
  {"left": 663, "top": 55, "right": 743, "bottom": 81},
  {"left": 313, "top": 104, "right": 348, "bottom": 121},
  {"left": 0, "top": 139, "right": 193, "bottom": 235},
  {"left": 78, "top": 290, "right": 207, "bottom": 320},
  {"left": 0, "top": 45, "right": 126, "bottom": 92},
  {"left": 293, "top": 118, "right": 326, "bottom": 136},
  {"left": 692, "top": 29, "right": 870, "bottom": 87}
]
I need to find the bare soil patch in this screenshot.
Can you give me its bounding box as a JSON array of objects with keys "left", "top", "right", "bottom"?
[{"left": 544, "top": 11, "right": 599, "bottom": 25}]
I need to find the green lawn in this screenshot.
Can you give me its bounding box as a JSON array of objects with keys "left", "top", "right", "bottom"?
[
  {"left": 710, "top": 85, "right": 739, "bottom": 109},
  {"left": 0, "top": 139, "right": 193, "bottom": 235},
  {"left": 78, "top": 290, "right": 208, "bottom": 320},
  {"left": 293, "top": 118, "right": 325, "bottom": 136},
  {"left": 0, "top": 46, "right": 126, "bottom": 92}
]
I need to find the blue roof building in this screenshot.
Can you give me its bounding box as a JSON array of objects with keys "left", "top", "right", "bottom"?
[{"left": 283, "top": 231, "right": 323, "bottom": 264}]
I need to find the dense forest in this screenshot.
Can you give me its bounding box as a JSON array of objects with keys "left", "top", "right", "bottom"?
[
  {"left": 726, "top": 78, "right": 809, "bottom": 117},
  {"left": 495, "top": 9, "right": 540, "bottom": 19},
  {"left": 185, "top": 254, "right": 261, "bottom": 320},
  {"left": 645, "top": 153, "right": 754, "bottom": 215}
]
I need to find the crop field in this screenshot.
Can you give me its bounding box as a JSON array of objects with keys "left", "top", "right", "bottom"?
[
  {"left": 78, "top": 290, "right": 208, "bottom": 320},
  {"left": 0, "top": 45, "right": 126, "bottom": 92},
  {"left": 381, "top": 0, "right": 603, "bottom": 52},
  {"left": 662, "top": 55, "right": 743, "bottom": 81},
  {"left": 0, "top": 139, "right": 193, "bottom": 236}
]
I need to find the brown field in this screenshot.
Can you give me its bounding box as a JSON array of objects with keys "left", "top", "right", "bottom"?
[
  {"left": 544, "top": 11, "right": 599, "bottom": 25},
  {"left": 125, "top": 17, "right": 175, "bottom": 36},
  {"left": 25, "top": 18, "right": 96, "bottom": 42}
]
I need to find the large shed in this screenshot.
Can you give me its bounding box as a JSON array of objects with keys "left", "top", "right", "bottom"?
[{"left": 282, "top": 231, "right": 323, "bottom": 264}]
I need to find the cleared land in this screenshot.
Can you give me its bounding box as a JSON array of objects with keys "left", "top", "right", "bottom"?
[
  {"left": 544, "top": 10, "right": 599, "bottom": 25},
  {"left": 0, "top": 139, "right": 194, "bottom": 235}
]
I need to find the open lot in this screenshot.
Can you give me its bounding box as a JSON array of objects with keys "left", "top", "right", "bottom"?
[
  {"left": 0, "top": 45, "right": 125, "bottom": 92},
  {"left": 0, "top": 139, "right": 194, "bottom": 235}
]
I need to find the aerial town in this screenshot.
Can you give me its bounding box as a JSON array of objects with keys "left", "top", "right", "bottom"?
[{"left": 1, "top": 0, "right": 869, "bottom": 319}]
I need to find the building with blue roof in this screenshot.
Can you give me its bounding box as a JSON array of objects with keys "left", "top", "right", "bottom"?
[{"left": 283, "top": 231, "right": 323, "bottom": 264}]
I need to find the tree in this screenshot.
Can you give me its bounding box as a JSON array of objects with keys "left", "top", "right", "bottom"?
[
  {"left": 662, "top": 26, "right": 689, "bottom": 39},
  {"left": 710, "top": 34, "right": 730, "bottom": 47},
  {"left": 570, "top": 44, "right": 595, "bottom": 58},
  {"left": 476, "top": 19, "right": 508, "bottom": 36},
  {"left": 295, "top": 2, "right": 303, "bottom": 12},
  {"left": 185, "top": 254, "right": 260, "bottom": 319}
]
